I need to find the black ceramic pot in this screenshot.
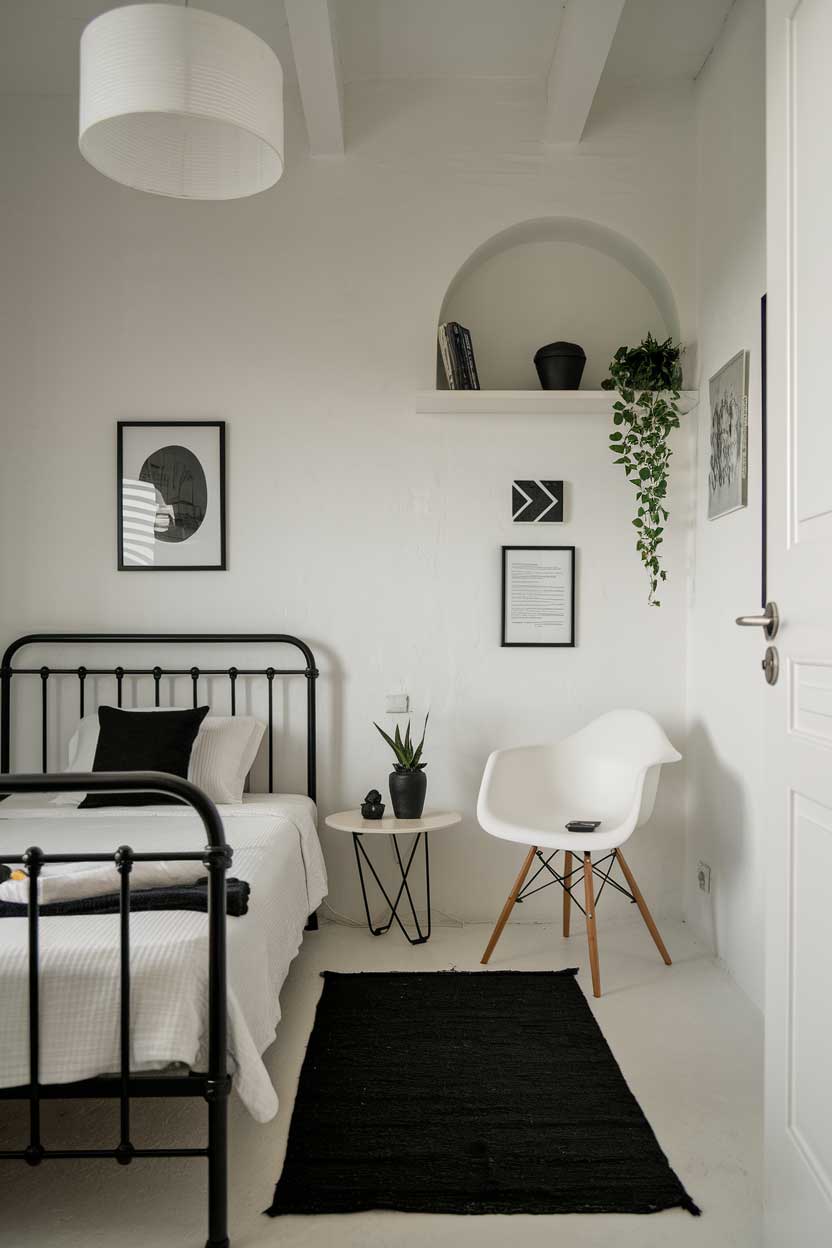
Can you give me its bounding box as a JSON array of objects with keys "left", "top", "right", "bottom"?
[
  {"left": 534, "top": 341, "right": 586, "bottom": 390},
  {"left": 389, "top": 769, "right": 427, "bottom": 819}
]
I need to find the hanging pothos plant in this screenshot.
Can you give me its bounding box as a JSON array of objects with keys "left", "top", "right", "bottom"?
[{"left": 602, "top": 334, "right": 683, "bottom": 606}]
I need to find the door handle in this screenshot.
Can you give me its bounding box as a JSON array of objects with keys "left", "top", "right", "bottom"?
[{"left": 735, "top": 600, "right": 779, "bottom": 639}]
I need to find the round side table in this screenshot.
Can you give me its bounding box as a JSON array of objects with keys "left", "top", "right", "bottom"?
[{"left": 324, "top": 809, "right": 462, "bottom": 945}]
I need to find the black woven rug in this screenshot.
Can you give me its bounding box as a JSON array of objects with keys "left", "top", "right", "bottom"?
[{"left": 266, "top": 969, "right": 700, "bottom": 1218}]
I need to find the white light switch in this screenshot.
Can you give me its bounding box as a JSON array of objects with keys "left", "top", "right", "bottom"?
[{"left": 385, "top": 694, "right": 409, "bottom": 714}]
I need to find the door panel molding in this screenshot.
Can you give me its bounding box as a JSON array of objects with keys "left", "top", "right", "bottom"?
[
  {"left": 791, "top": 659, "right": 832, "bottom": 746},
  {"left": 788, "top": 0, "right": 832, "bottom": 546},
  {"left": 787, "top": 791, "right": 832, "bottom": 1204}
]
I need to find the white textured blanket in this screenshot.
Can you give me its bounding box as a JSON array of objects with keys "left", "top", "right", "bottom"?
[
  {"left": 0, "top": 859, "right": 206, "bottom": 905},
  {"left": 0, "top": 793, "right": 327, "bottom": 1122}
]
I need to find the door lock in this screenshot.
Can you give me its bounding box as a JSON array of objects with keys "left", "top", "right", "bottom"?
[{"left": 762, "top": 646, "right": 779, "bottom": 686}]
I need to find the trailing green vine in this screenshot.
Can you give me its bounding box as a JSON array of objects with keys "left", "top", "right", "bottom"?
[{"left": 602, "top": 335, "right": 683, "bottom": 606}]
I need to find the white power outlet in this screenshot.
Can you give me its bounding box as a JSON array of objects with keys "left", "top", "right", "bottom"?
[
  {"left": 697, "top": 861, "right": 712, "bottom": 894},
  {"left": 385, "top": 694, "right": 409, "bottom": 714}
]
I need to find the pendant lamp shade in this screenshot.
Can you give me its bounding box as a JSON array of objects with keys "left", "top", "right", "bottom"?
[{"left": 79, "top": 4, "right": 284, "bottom": 200}]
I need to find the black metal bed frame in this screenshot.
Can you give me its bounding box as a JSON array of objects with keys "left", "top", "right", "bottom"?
[{"left": 0, "top": 633, "right": 320, "bottom": 1248}]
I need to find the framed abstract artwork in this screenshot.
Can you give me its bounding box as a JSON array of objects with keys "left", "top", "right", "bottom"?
[
  {"left": 511, "top": 480, "right": 564, "bottom": 523},
  {"left": 708, "top": 350, "right": 749, "bottom": 520},
  {"left": 117, "top": 421, "right": 226, "bottom": 570}
]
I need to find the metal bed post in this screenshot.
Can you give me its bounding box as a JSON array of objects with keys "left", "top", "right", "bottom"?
[
  {"left": 0, "top": 657, "right": 11, "bottom": 774},
  {"left": 205, "top": 814, "right": 231, "bottom": 1248},
  {"left": 115, "top": 845, "right": 133, "bottom": 1166},
  {"left": 39, "top": 669, "right": 48, "bottom": 774},
  {"left": 306, "top": 659, "right": 317, "bottom": 804},
  {"left": 302, "top": 643, "right": 319, "bottom": 929},
  {"left": 24, "top": 846, "right": 43, "bottom": 1165}
]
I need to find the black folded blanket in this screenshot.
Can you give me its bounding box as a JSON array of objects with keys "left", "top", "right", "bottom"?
[{"left": 0, "top": 877, "right": 250, "bottom": 919}]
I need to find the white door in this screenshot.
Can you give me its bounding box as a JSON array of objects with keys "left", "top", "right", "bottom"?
[{"left": 764, "top": 1, "right": 832, "bottom": 1243}]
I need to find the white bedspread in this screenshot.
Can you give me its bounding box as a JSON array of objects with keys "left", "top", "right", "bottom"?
[{"left": 0, "top": 793, "right": 327, "bottom": 1122}]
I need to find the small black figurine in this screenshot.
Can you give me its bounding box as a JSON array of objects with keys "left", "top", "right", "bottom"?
[{"left": 361, "top": 789, "right": 385, "bottom": 820}]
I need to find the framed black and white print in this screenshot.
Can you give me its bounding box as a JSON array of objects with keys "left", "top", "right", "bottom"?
[
  {"left": 708, "top": 350, "right": 749, "bottom": 520},
  {"left": 117, "top": 421, "right": 226, "bottom": 570},
  {"left": 502, "top": 546, "right": 575, "bottom": 647}
]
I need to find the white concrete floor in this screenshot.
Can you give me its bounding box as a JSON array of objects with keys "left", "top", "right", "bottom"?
[{"left": 0, "top": 918, "right": 762, "bottom": 1248}]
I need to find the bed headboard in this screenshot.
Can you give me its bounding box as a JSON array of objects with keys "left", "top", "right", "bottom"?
[{"left": 0, "top": 633, "right": 318, "bottom": 800}]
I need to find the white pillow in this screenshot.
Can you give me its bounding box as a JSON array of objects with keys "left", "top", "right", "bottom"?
[
  {"left": 66, "top": 713, "right": 104, "bottom": 772},
  {"left": 61, "top": 709, "right": 266, "bottom": 806},
  {"left": 189, "top": 716, "right": 265, "bottom": 804}
]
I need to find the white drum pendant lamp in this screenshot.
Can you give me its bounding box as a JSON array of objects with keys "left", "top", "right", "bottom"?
[{"left": 79, "top": 4, "right": 284, "bottom": 200}]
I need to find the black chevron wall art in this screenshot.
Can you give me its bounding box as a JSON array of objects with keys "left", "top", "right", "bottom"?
[{"left": 511, "top": 479, "right": 564, "bottom": 523}]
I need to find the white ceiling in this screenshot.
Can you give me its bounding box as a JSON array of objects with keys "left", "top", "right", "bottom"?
[
  {"left": 334, "top": 0, "right": 565, "bottom": 82},
  {"left": 0, "top": 0, "right": 736, "bottom": 97},
  {"left": 334, "top": 0, "right": 735, "bottom": 85},
  {"left": 603, "top": 0, "right": 736, "bottom": 84}
]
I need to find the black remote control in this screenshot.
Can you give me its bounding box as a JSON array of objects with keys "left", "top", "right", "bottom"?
[{"left": 565, "top": 820, "right": 601, "bottom": 832}]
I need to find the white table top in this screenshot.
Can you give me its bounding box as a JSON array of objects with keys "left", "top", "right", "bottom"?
[{"left": 325, "top": 809, "right": 463, "bottom": 835}]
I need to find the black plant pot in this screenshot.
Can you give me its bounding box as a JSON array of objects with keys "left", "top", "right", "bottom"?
[
  {"left": 389, "top": 769, "right": 427, "bottom": 820},
  {"left": 534, "top": 341, "right": 586, "bottom": 390}
]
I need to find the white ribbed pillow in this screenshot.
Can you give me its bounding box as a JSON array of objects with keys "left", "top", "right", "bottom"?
[
  {"left": 61, "top": 710, "right": 265, "bottom": 805},
  {"left": 189, "top": 716, "right": 265, "bottom": 803}
]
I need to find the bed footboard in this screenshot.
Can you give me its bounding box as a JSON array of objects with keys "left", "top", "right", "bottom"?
[{"left": 0, "top": 771, "right": 232, "bottom": 1248}]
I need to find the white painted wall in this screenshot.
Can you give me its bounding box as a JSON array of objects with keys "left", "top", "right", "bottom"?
[
  {"left": 686, "top": 0, "right": 766, "bottom": 1007},
  {"left": 0, "top": 76, "right": 697, "bottom": 929}
]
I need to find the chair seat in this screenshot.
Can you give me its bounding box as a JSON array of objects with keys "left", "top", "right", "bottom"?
[{"left": 484, "top": 812, "right": 633, "bottom": 853}]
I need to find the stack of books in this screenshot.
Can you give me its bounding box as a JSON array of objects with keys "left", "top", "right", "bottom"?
[{"left": 438, "top": 322, "right": 480, "bottom": 390}]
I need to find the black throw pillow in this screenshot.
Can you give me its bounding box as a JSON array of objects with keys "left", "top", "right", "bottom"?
[{"left": 79, "top": 705, "right": 210, "bottom": 808}]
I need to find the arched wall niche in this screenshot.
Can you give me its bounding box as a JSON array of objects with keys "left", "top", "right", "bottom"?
[{"left": 436, "top": 217, "right": 682, "bottom": 391}]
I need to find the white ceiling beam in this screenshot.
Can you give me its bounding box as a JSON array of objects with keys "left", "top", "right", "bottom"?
[
  {"left": 284, "top": 0, "right": 344, "bottom": 156},
  {"left": 545, "top": 0, "right": 627, "bottom": 144}
]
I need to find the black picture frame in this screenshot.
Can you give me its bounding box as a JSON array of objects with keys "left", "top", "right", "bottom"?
[
  {"left": 760, "top": 293, "right": 768, "bottom": 607},
  {"left": 707, "top": 349, "right": 749, "bottom": 520},
  {"left": 117, "top": 421, "right": 226, "bottom": 572},
  {"left": 501, "top": 545, "right": 576, "bottom": 648}
]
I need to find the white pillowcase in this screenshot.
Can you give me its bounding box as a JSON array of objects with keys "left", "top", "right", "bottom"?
[
  {"left": 61, "top": 709, "right": 266, "bottom": 806},
  {"left": 189, "top": 716, "right": 265, "bottom": 804}
]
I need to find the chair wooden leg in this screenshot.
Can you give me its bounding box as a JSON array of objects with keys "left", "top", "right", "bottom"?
[
  {"left": 615, "top": 848, "right": 672, "bottom": 966},
  {"left": 562, "top": 850, "right": 573, "bottom": 937},
  {"left": 481, "top": 845, "right": 538, "bottom": 965},
  {"left": 583, "top": 852, "right": 602, "bottom": 998}
]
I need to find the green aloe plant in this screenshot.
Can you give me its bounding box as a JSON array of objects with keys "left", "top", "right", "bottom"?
[
  {"left": 373, "top": 714, "right": 428, "bottom": 772},
  {"left": 602, "top": 334, "right": 683, "bottom": 607}
]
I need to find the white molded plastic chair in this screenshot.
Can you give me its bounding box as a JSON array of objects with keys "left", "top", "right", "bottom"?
[{"left": 478, "top": 710, "right": 681, "bottom": 997}]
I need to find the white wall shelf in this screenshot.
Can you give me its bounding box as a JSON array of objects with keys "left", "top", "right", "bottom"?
[{"left": 416, "top": 389, "right": 700, "bottom": 416}]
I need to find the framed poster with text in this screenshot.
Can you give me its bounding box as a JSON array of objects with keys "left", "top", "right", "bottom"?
[{"left": 501, "top": 546, "right": 575, "bottom": 647}]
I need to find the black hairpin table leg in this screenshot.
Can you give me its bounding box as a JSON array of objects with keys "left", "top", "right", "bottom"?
[{"left": 352, "top": 831, "right": 431, "bottom": 945}]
